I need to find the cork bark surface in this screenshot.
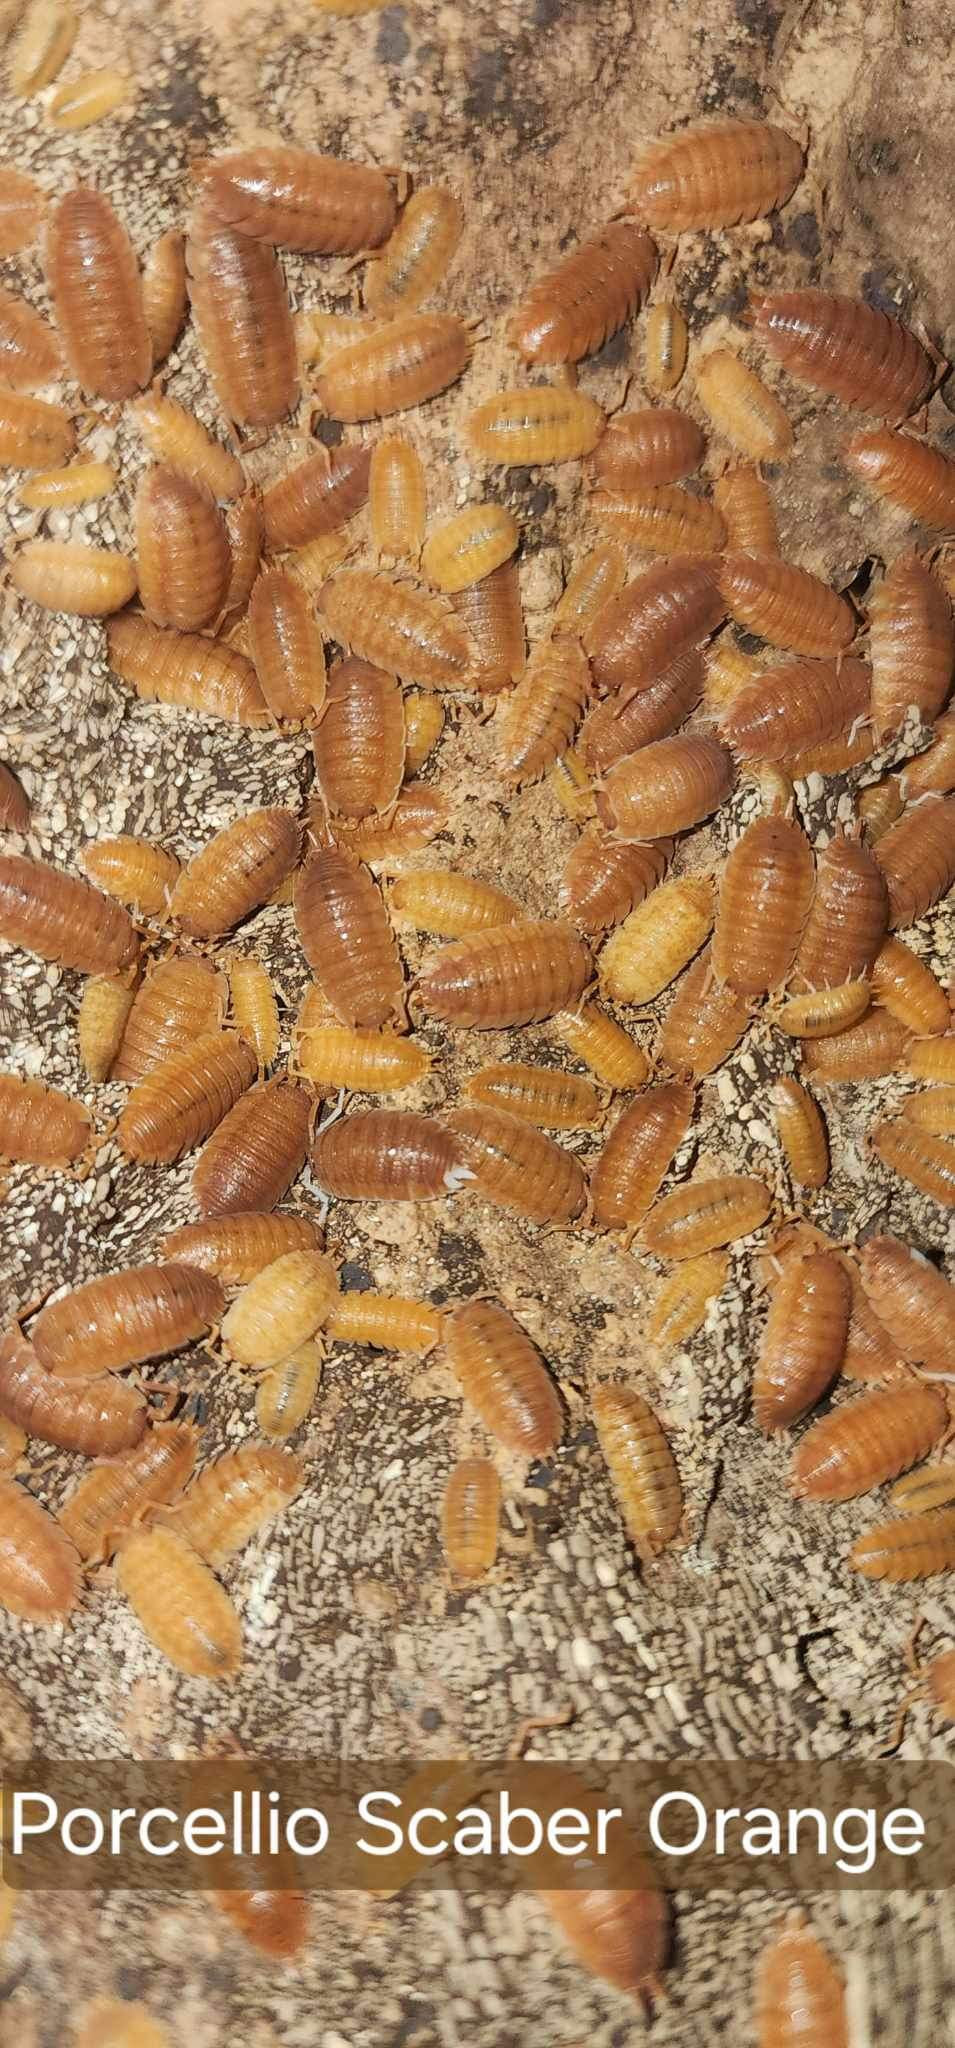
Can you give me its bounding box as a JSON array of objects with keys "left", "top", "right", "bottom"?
[{"left": 1, "top": 0, "right": 954, "bottom": 2042}]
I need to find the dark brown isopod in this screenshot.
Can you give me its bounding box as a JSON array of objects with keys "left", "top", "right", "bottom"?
[
  {"left": 0, "top": 1326, "right": 147, "bottom": 1455},
  {"left": 186, "top": 204, "right": 298, "bottom": 429}
]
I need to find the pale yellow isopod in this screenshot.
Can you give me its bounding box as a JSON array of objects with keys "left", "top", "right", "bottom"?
[
  {"left": 47, "top": 67, "right": 132, "bottom": 128},
  {"left": 19, "top": 458, "right": 115, "bottom": 510},
  {"left": 598, "top": 875, "right": 714, "bottom": 1004},
  {"left": 255, "top": 1342, "right": 322, "bottom": 1439},
  {"left": 648, "top": 1252, "right": 729, "bottom": 1351},
  {"left": 421, "top": 502, "right": 519, "bottom": 593},
  {"left": 369, "top": 434, "right": 427, "bottom": 560},
  {"left": 403, "top": 691, "right": 445, "bottom": 775},
  {"left": 645, "top": 301, "right": 688, "bottom": 393},
  {"left": 10, "top": 0, "right": 76, "bottom": 93},
  {"left": 695, "top": 347, "right": 793, "bottom": 460},
  {"left": 228, "top": 954, "right": 280, "bottom": 1072},
  {"left": 553, "top": 1002, "right": 650, "bottom": 1090}
]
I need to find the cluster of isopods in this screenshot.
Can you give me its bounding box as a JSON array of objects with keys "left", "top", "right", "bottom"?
[{"left": 0, "top": 46, "right": 954, "bottom": 2024}]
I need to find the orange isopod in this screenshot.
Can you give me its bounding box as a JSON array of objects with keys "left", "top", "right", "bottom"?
[
  {"left": 107, "top": 614, "right": 269, "bottom": 727},
  {"left": 0, "top": 386, "right": 74, "bottom": 468},
  {"left": 192, "top": 1078, "right": 311, "bottom": 1217},
  {"left": 870, "top": 1119, "right": 955, "bottom": 1205},
  {"left": 142, "top": 228, "right": 187, "bottom": 367},
  {"left": 850, "top": 1505, "right": 955, "bottom": 1580},
  {"left": 0, "top": 1480, "right": 80, "bottom": 1623},
  {"left": 112, "top": 953, "right": 226, "bottom": 1084},
  {"left": 294, "top": 1013, "right": 430, "bottom": 1095},
  {"left": 82, "top": 835, "right": 181, "bottom": 918},
  {"left": 390, "top": 868, "right": 522, "bottom": 936},
  {"left": 712, "top": 815, "right": 814, "bottom": 994},
  {"left": 315, "top": 312, "right": 471, "bottom": 420},
  {"left": 559, "top": 831, "right": 671, "bottom": 934},
  {"left": 858, "top": 1233, "right": 955, "bottom": 1374},
  {"left": 630, "top": 119, "right": 803, "bottom": 230},
  {"left": 186, "top": 205, "right": 298, "bottom": 428},
  {"left": 403, "top": 691, "right": 444, "bottom": 774},
  {"left": 901, "top": 1087, "right": 955, "bottom": 1135},
  {"left": 496, "top": 637, "right": 591, "bottom": 784},
  {"left": 0, "top": 759, "right": 30, "bottom": 832},
  {"left": 246, "top": 565, "right": 326, "bottom": 722},
  {"left": 227, "top": 954, "right": 279, "bottom": 1071},
  {"left": 441, "top": 1459, "right": 501, "bottom": 1578},
  {"left": 590, "top": 1081, "right": 694, "bottom": 1232},
  {"left": 0, "top": 282, "right": 60, "bottom": 388},
  {"left": 642, "top": 1174, "right": 772, "bottom": 1258},
  {"left": 0, "top": 851, "right": 138, "bottom": 973},
  {"left": 446, "top": 1298, "right": 562, "bottom": 1456},
  {"left": 192, "top": 146, "right": 396, "bottom": 253},
  {"left": 791, "top": 832, "right": 889, "bottom": 990},
  {"left": 753, "top": 1249, "right": 849, "bottom": 1431},
  {"left": 10, "top": 539, "right": 136, "bottom": 616},
  {"left": 754, "top": 1912, "right": 848, "bottom": 2048},
  {"left": 221, "top": 1250, "right": 338, "bottom": 1367},
  {"left": 324, "top": 783, "right": 450, "bottom": 867},
  {"left": 719, "top": 655, "right": 871, "bottom": 765},
  {"left": 417, "top": 920, "right": 591, "bottom": 1028},
  {"left": 319, "top": 566, "right": 469, "bottom": 690},
  {"left": 719, "top": 553, "right": 856, "bottom": 657},
  {"left": 447, "top": 1105, "right": 587, "bottom": 1224},
  {"left": 59, "top": 1421, "right": 198, "bottom": 1564},
  {"left": 329, "top": 1291, "right": 443, "bottom": 1354},
  {"left": 555, "top": 543, "right": 627, "bottom": 637},
  {"left": 136, "top": 465, "right": 231, "bottom": 632},
  {"left": 46, "top": 65, "right": 130, "bottom": 128},
  {"left": 871, "top": 936, "right": 949, "bottom": 1035},
  {"left": 0, "top": 1071, "right": 91, "bottom": 1166},
  {"left": 78, "top": 971, "right": 138, "bottom": 1083},
  {"left": 46, "top": 185, "right": 150, "bottom": 399},
  {"left": 648, "top": 1251, "right": 728, "bottom": 1350},
  {"left": 774, "top": 983, "right": 870, "bottom": 1039},
  {"left": 549, "top": 748, "right": 596, "bottom": 822},
  {"left": 422, "top": 503, "right": 518, "bottom": 594},
  {"left": 452, "top": 557, "right": 526, "bottom": 691},
  {"left": 868, "top": 552, "right": 954, "bottom": 738},
  {"left": 18, "top": 455, "right": 114, "bottom": 509},
  {"left": 262, "top": 442, "right": 371, "bottom": 553},
  {"left": 750, "top": 289, "right": 932, "bottom": 421},
  {"left": 116, "top": 1525, "right": 242, "bottom": 1679},
  {"left": 311, "top": 1107, "right": 464, "bottom": 1200},
  {"left": 599, "top": 733, "right": 733, "bottom": 839},
  {"left": 901, "top": 709, "right": 955, "bottom": 799},
  {"left": 656, "top": 947, "right": 749, "bottom": 1077},
  {"left": 295, "top": 846, "right": 403, "bottom": 1027},
  {"left": 312, "top": 658, "right": 405, "bottom": 818},
  {"left": 583, "top": 556, "right": 725, "bottom": 695},
  {"left": 592, "top": 483, "right": 726, "bottom": 557},
  {"left": 160, "top": 1212, "right": 323, "bottom": 1287},
  {"left": 857, "top": 775, "right": 905, "bottom": 837},
  {"left": 0, "top": 165, "right": 44, "bottom": 256},
  {"left": 467, "top": 385, "right": 605, "bottom": 466},
  {"left": 770, "top": 1077, "right": 829, "bottom": 1189},
  {"left": 598, "top": 874, "right": 714, "bottom": 1004},
  {"left": 9, "top": 0, "right": 76, "bottom": 92},
  {"left": 370, "top": 435, "right": 427, "bottom": 560},
  {"left": 645, "top": 299, "right": 688, "bottom": 392},
  {"left": 695, "top": 349, "right": 792, "bottom": 460},
  {"left": 802, "top": 1010, "right": 907, "bottom": 1080},
  {"left": 507, "top": 218, "right": 657, "bottom": 365},
  {"left": 790, "top": 1377, "right": 947, "bottom": 1500},
  {"left": 534, "top": 1797, "right": 667, "bottom": 1999},
  {"left": 592, "top": 1385, "right": 682, "bottom": 1555},
  {"left": 167, "top": 1443, "right": 303, "bottom": 1567},
  {"left": 364, "top": 183, "right": 463, "bottom": 314},
  {"left": 554, "top": 1002, "right": 651, "bottom": 1090},
  {"left": 463, "top": 1061, "right": 602, "bottom": 1131},
  {"left": 118, "top": 1032, "right": 257, "bottom": 1165},
  {"left": 846, "top": 427, "right": 955, "bottom": 529},
  {"left": 131, "top": 386, "right": 245, "bottom": 501},
  {"left": 907, "top": 1036, "right": 955, "bottom": 1082},
  {"left": 32, "top": 1261, "right": 223, "bottom": 1380},
  {"left": 0, "top": 1326, "right": 146, "bottom": 1455},
  {"left": 593, "top": 407, "right": 704, "bottom": 493},
  {"left": 255, "top": 1344, "right": 321, "bottom": 1439},
  {"left": 170, "top": 808, "right": 299, "bottom": 939},
  {"left": 873, "top": 797, "right": 955, "bottom": 927},
  {"left": 712, "top": 465, "right": 778, "bottom": 554},
  {"left": 579, "top": 646, "right": 704, "bottom": 774}
]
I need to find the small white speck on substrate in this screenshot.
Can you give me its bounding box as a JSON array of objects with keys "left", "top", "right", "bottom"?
[
  {"left": 716, "top": 1072, "right": 737, "bottom": 1111},
  {"left": 379, "top": 1458, "right": 404, "bottom": 1485},
  {"left": 594, "top": 1556, "right": 617, "bottom": 1588},
  {"left": 547, "top": 1537, "right": 570, "bottom": 1571},
  {"left": 748, "top": 1119, "right": 774, "bottom": 1146},
  {"left": 611, "top": 1615, "right": 639, "bottom": 1645},
  {"left": 571, "top": 1635, "right": 600, "bottom": 1675}
]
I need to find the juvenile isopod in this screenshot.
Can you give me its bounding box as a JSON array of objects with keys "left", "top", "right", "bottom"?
[
  {"left": 648, "top": 1252, "right": 728, "bottom": 1351},
  {"left": 0, "top": 851, "right": 139, "bottom": 973},
  {"left": 770, "top": 1077, "right": 829, "bottom": 1189},
  {"left": 192, "top": 1078, "right": 311, "bottom": 1217},
  {"left": 327, "top": 783, "right": 450, "bottom": 866},
  {"left": 82, "top": 835, "right": 181, "bottom": 919},
  {"left": 255, "top": 1343, "right": 321, "bottom": 1439},
  {"left": 507, "top": 218, "right": 657, "bottom": 365},
  {"left": 47, "top": 66, "right": 131, "bottom": 128},
  {"left": 294, "top": 1011, "right": 430, "bottom": 1096},
  {"left": 311, "top": 1108, "right": 464, "bottom": 1200},
  {"left": 845, "top": 428, "right": 955, "bottom": 529},
  {"left": 319, "top": 566, "right": 470, "bottom": 690},
  {"left": 142, "top": 230, "right": 187, "bottom": 367},
  {"left": 170, "top": 808, "right": 299, "bottom": 938},
  {"left": 315, "top": 312, "right": 472, "bottom": 421},
  {"left": 403, "top": 692, "right": 445, "bottom": 774},
  {"left": 559, "top": 832, "right": 671, "bottom": 935},
  {"left": 193, "top": 146, "right": 396, "bottom": 253},
  {"left": 46, "top": 186, "right": 150, "bottom": 399},
  {"left": 0, "top": 1480, "right": 80, "bottom": 1622},
  {"left": 131, "top": 387, "right": 245, "bottom": 501},
  {"left": 74, "top": 1998, "right": 171, "bottom": 2048},
  {"left": 598, "top": 874, "right": 714, "bottom": 1004},
  {"left": 754, "top": 1911, "right": 848, "bottom": 2048},
  {"left": 889, "top": 1466, "right": 955, "bottom": 1514},
  {"left": 592, "top": 1385, "right": 681, "bottom": 1556},
  {"left": 555, "top": 544, "right": 627, "bottom": 640},
  {"left": 136, "top": 464, "right": 231, "bottom": 632},
  {"left": 187, "top": 205, "right": 298, "bottom": 428},
  {"left": 0, "top": 1071, "right": 91, "bottom": 1165},
  {"left": 59, "top": 1421, "right": 198, "bottom": 1564},
  {"left": 117, "top": 1524, "right": 242, "bottom": 1679},
  {"left": 850, "top": 1505, "right": 955, "bottom": 1580},
  {"left": 227, "top": 954, "right": 280, "bottom": 1071},
  {"left": 868, "top": 553, "right": 954, "bottom": 738},
  {"left": 0, "top": 1326, "right": 146, "bottom": 1456},
  {"left": 0, "top": 760, "right": 29, "bottom": 833},
  {"left": 656, "top": 947, "right": 749, "bottom": 1077},
  {"left": 0, "top": 387, "right": 74, "bottom": 469},
  {"left": 369, "top": 434, "right": 426, "bottom": 561},
  {"left": 579, "top": 646, "right": 704, "bottom": 774},
  {"left": 417, "top": 920, "right": 591, "bottom": 1028},
  {"left": 463, "top": 1061, "right": 602, "bottom": 1131},
  {"left": 719, "top": 553, "right": 856, "bottom": 657},
  {"left": 553, "top": 1002, "right": 650, "bottom": 1090},
  {"left": 312, "top": 658, "right": 405, "bottom": 819},
  {"left": 77, "top": 971, "right": 137, "bottom": 1083},
  {"left": 364, "top": 183, "right": 463, "bottom": 313},
  {"left": 790, "top": 1377, "right": 947, "bottom": 1500},
  {"left": 802, "top": 1009, "right": 907, "bottom": 1080},
  {"left": 32, "top": 1261, "right": 224, "bottom": 1380},
  {"left": 160, "top": 1212, "right": 322, "bottom": 1286},
  {"left": 719, "top": 656, "right": 871, "bottom": 765},
  {"left": 107, "top": 615, "right": 269, "bottom": 727},
  {"left": 907, "top": 1035, "right": 955, "bottom": 1082},
  {"left": 390, "top": 868, "right": 523, "bottom": 936},
  {"left": 696, "top": 349, "right": 793, "bottom": 462},
  {"left": 441, "top": 1459, "right": 501, "bottom": 1578},
  {"left": 753, "top": 1248, "right": 849, "bottom": 1431},
  {"left": 167, "top": 1443, "right": 303, "bottom": 1567},
  {"left": 10, "top": 539, "right": 136, "bottom": 617},
  {"left": 583, "top": 556, "right": 725, "bottom": 695},
  {"left": 645, "top": 300, "right": 688, "bottom": 392},
  {"left": 592, "top": 482, "right": 726, "bottom": 557},
  {"left": 19, "top": 455, "right": 115, "bottom": 509},
  {"left": 446, "top": 1105, "right": 586, "bottom": 1224},
  {"left": 9, "top": 0, "right": 75, "bottom": 92},
  {"left": 118, "top": 1032, "right": 257, "bottom": 1165},
  {"left": 773, "top": 982, "right": 870, "bottom": 1039},
  {"left": 858, "top": 1233, "right": 955, "bottom": 1374},
  {"left": 750, "top": 289, "right": 933, "bottom": 421},
  {"left": 593, "top": 407, "right": 704, "bottom": 493},
  {"left": 0, "top": 283, "right": 60, "bottom": 389},
  {"left": 467, "top": 385, "right": 605, "bottom": 466},
  {"left": 329, "top": 1291, "right": 444, "bottom": 1354},
  {"left": 549, "top": 748, "right": 597, "bottom": 822},
  {"left": 295, "top": 846, "right": 404, "bottom": 1028},
  {"left": 870, "top": 1118, "right": 955, "bottom": 1206},
  {"left": 599, "top": 733, "right": 734, "bottom": 840},
  {"left": 630, "top": 119, "right": 803, "bottom": 230},
  {"left": 422, "top": 503, "right": 519, "bottom": 594},
  {"left": 870, "top": 936, "right": 949, "bottom": 1035},
  {"left": 900, "top": 711, "right": 955, "bottom": 799},
  {"left": 641, "top": 1175, "right": 772, "bottom": 1258},
  {"left": 902, "top": 1087, "right": 955, "bottom": 1134},
  {"left": 262, "top": 442, "right": 371, "bottom": 553},
  {"left": 497, "top": 637, "right": 591, "bottom": 784},
  {"left": 590, "top": 1082, "right": 694, "bottom": 1232},
  {"left": 713, "top": 815, "right": 814, "bottom": 995},
  {"left": 112, "top": 953, "right": 226, "bottom": 1084},
  {"left": 446, "top": 1299, "right": 562, "bottom": 1456},
  {"left": 452, "top": 558, "right": 526, "bottom": 692},
  {"left": 221, "top": 1249, "right": 338, "bottom": 1368},
  {"left": 873, "top": 796, "right": 955, "bottom": 927},
  {"left": 857, "top": 774, "right": 905, "bottom": 837},
  {"left": 0, "top": 166, "right": 44, "bottom": 257},
  {"left": 712, "top": 465, "right": 778, "bottom": 555}
]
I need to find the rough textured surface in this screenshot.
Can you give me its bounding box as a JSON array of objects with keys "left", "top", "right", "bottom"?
[{"left": 1, "top": 0, "right": 954, "bottom": 2042}]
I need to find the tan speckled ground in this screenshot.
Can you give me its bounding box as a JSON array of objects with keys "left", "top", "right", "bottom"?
[{"left": 1, "top": 1, "right": 954, "bottom": 2043}]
